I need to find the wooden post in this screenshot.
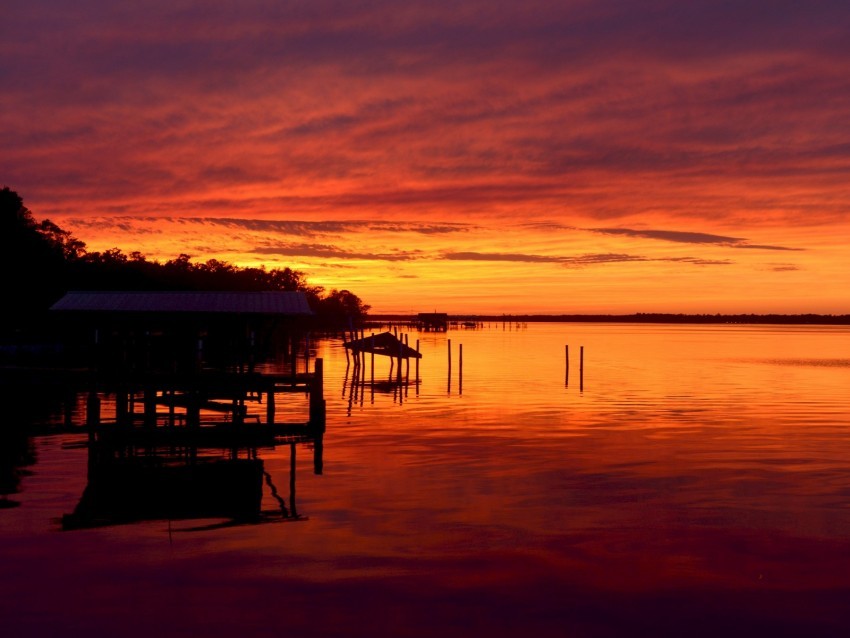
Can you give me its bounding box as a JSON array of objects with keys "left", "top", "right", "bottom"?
[
  {"left": 309, "top": 358, "right": 326, "bottom": 431},
  {"left": 290, "top": 335, "right": 297, "bottom": 388},
  {"left": 397, "top": 336, "right": 403, "bottom": 383},
  {"left": 144, "top": 386, "right": 157, "bottom": 428},
  {"left": 266, "top": 389, "right": 275, "bottom": 425},
  {"left": 168, "top": 389, "right": 175, "bottom": 427},
  {"left": 415, "top": 339, "right": 420, "bottom": 395},
  {"left": 116, "top": 388, "right": 129, "bottom": 426},
  {"left": 404, "top": 334, "right": 410, "bottom": 381},
  {"left": 248, "top": 329, "right": 256, "bottom": 374},
  {"left": 86, "top": 391, "right": 101, "bottom": 429},
  {"left": 370, "top": 334, "right": 375, "bottom": 387},
  {"left": 565, "top": 344, "right": 569, "bottom": 386}
]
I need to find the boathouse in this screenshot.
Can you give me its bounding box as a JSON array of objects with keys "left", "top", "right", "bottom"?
[
  {"left": 52, "top": 291, "right": 324, "bottom": 530},
  {"left": 417, "top": 312, "right": 448, "bottom": 332},
  {"left": 344, "top": 331, "right": 422, "bottom": 360},
  {"left": 51, "top": 291, "right": 325, "bottom": 445}
]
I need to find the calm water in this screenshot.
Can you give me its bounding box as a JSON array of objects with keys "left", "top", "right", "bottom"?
[{"left": 3, "top": 323, "right": 850, "bottom": 637}]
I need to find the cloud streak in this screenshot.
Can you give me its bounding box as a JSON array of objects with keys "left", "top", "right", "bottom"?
[
  {"left": 253, "top": 242, "right": 423, "bottom": 262},
  {"left": 442, "top": 252, "right": 733, "bottom": 267},
  {"left": 5, "top": 1, "right": 850, "bottom": 228},
  {"left": 588, "top": 227, "right": 803, "bottom": 251}
]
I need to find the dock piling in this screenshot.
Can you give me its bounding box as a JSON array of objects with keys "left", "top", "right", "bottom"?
[{"left": 309, "top": 358, "right": 326, "bottom": 431}]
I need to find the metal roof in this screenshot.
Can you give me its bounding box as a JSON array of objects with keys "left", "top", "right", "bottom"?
[
  {"left": 51, "top": 291, "right": 313, "bottom": 315},
  {"left": 345, "top": 331, "right": 422, "bottom": 359}
]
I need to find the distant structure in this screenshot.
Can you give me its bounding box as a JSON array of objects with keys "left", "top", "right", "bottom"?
[{"left": 417, "top": 312, "right": 448, "bottom": 332}]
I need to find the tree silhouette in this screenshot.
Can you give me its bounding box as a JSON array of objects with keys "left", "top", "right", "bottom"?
[
  {"left": 1, "top": 186, "right": 76, "bottom": 327},
  {"left": 1, "top": 187, "right": 370, "bottom": 336}
]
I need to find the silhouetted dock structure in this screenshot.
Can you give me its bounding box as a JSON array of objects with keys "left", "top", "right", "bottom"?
[
  {"left": 344, "top": 331, "right": 422, "bottom": 360},
  {"left": 51, "top": 291, "right": 326, "bottom": 446},
  {"left": 50, "top": 291, "right": 325, "bottom": 529},
  {"left": 343, "top": 331, "right": 422, "bottom": 406},
  {"left": 61, "top": 439, "right": 311, "bottom": 530},
  {"left": 417, "top": 312, "right": 448, "bottom": 332}
]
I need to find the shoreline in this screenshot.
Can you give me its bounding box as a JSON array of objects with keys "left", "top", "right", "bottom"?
[{"left": 367, "top": 313, "right": 850, "bottom": 325}]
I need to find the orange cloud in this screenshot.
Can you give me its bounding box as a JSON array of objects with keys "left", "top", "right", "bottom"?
[{"left": 3, "top": 1, "right": 849, "bottom": 312}]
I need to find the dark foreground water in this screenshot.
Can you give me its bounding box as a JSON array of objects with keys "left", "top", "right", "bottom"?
[{"left": 2, "top": 323, "right": 850, "bottom": 637}]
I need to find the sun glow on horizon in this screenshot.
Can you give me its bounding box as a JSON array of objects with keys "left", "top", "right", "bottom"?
[
  {"left": 40, "top": 210, "right": 850, "bottom": 315},
  {"left": 4, "top": 1, "right": 850, "bottom": 314}
]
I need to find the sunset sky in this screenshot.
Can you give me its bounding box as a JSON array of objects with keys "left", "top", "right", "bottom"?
[{"left": 3, "top": 1, "right": 850, "bottom": 314}]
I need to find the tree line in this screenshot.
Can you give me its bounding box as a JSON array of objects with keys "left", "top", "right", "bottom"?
[{"left": 0, "top": 187, "right": 369, "bottom": 335}]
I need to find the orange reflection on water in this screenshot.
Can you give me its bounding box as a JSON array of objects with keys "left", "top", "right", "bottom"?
[{"left": 3, "top": 323, "right": 850, "bottom": 636}]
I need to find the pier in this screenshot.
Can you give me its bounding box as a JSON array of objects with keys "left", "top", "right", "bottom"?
[
  {"left": 51, "top": 291, "right": 326, "bottom": 448},
  {"left": 49, "top": 291, "right": 326, "bottom": 529}
]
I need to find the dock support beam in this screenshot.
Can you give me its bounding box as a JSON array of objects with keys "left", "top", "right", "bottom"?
[{"left": 309, "top": 358, "right": 326, "bottom": 431}]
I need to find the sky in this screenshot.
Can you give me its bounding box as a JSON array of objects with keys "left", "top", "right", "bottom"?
[{"left": 3, "top": 0, "right": 850, "bottom": 314}]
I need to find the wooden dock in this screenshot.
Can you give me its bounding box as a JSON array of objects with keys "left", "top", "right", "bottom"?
[{"left": 85, "top": 359, "right": 326, "bottom": 445}]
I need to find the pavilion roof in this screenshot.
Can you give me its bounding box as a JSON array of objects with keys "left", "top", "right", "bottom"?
[
  {"left": 50, "top": 291, "right": 313, "bottom": 316},
  {"left": 344, "top": 331, "right": 422, "bottom": 359}
]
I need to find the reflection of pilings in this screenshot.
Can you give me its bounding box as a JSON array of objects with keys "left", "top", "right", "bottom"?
[
  {"left": 405, "top": 334, "right": 410, "bottom": 399},
  {"left": 447, "top": 338, "right": 452, "bottom": 394},
  {"left": 565, "top": 344, "right": 569, "bottom": 387},
  {"left": 289, "top": 442, "right": 298, "bottom": 518},
  {"left": 360, "top": 356, "right": 366, "bottom": 407},
  {"left": 313, "top": 429, "right": 324, "bottom": 475},
  {"left": 264, "top": 469, "right": 290, "bottom": 518},
  {"left": 580, "top": 346, "right": 584, "bottom": 391},
  {"left": 397, "top": 336, "right": 403, "bottom": 385},
  {"left": 404, "top": 334, "right": 410, "bottom": 381},
  {"left": 459, "top": 343, "right": 463, "bottom": 395},
  {"left": 397, "top": 336, "right": 404, "bottom": 404},
  {"left": 415, "top": 339, "right": 420, "bottom": 395}
]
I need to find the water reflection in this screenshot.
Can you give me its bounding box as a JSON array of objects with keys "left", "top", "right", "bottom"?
[
  {"left": 62, "top": 440, "right": 311, "bottom": 530},
  {"left": 4, "top": 324, "right": 850, "bottom": 637},
  {"left": 342, "top": 357, "right": 420, "bottom": 412},
  {"left": 0, "top": 376, "right": 82, "bottom": 508},
  {"left": 0, "top": 427, "right": 35, "bottom": 509}
]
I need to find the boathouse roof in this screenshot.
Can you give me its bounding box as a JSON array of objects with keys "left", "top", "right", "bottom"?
[
  {"left": 345, "top": 331, "right": 422, "bottom": 359},
  {"left": 51, "top": 291, "right": 313, "bottom": 315}
]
